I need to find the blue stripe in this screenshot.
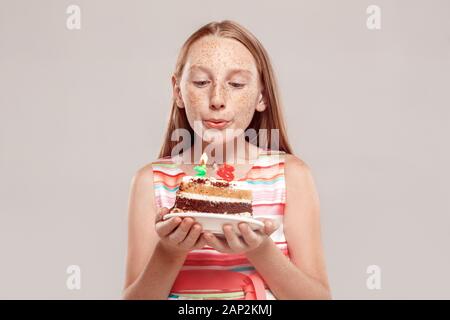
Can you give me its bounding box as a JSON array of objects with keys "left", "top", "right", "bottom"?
[
  {"left": 154, "top": 184, "right": 179, "bottom": 192},
  {"left": 231, "top": 266, "right": 256, "bottom": 272},
  {"left": 155, "top": 177, "right": 284, "bottom": 189},
  {"left": 245, "top": 176, "right": 284, "bottom": 185}
]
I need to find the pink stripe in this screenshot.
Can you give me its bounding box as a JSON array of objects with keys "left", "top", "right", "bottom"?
[
  {"left": 185, "top": 249, "right": 289, "bottom": 266},
  {"left": 251, "top": 162, "right": 284, "bottom": 170},
  {"left": 152, "top": 170, "right": 185, "bottom": 178},
  {"left": 196, "top": 241, "right": 286, "bottom": 251},
  {"left": 253, "top": 202, "right": 285, "bottom": 207},
  {"left": 191, "top": 244, "right": 287, "bottom": 256},
  {"left": 253, "top": 208, "right": 284, "bottom": 216}
]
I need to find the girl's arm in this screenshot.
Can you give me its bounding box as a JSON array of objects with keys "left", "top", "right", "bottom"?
[
  {"left": 246, "top": 155, "right": 331, "bottom": 299},
  {"left": 123, "top": 242, "right": 187, "bottom": 300},
  {"left": 122, "top": 165, "right": 186, "bottom": 300}
]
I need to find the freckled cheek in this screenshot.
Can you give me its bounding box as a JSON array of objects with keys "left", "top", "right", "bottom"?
[
  {"left": 185, "top": 88, "right": 208, "bottom": 109},
  {"left": 230, "top": 93, "right": 258, "bottom": 128}
]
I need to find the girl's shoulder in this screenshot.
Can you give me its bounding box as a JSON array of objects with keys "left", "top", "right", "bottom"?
[
  {"left": 133, "top": 157, "right": 179, "bottom": 181},
  {"left": 283, "top": 153, "right": 315, "bottom": 187},
  {"left": 253, "top": 148, "right": 286, "bottom": 164},
  {"left": 283, "top": 153, "right": 308, "bottom": 168},
  {"left": 151, "top": 156, "right": 178, "bottom": 166}
]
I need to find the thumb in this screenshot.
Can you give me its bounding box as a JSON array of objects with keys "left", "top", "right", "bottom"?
[
  {"left": 263, "top": 219, "right": 279, "bottom": 235},
  {"left": 156, "top": 207, "right": 170, "bottom": 223},
  {"left": 160, "top": 207, "right": 170, "bottom": 215}
]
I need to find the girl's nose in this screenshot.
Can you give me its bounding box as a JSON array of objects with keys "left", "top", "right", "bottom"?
[{"left": 210, "top": 84, "right": 226, "bottom": 110}]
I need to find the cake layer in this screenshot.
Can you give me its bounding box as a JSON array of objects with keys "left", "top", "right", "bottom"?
[
  {"left": 179, "top": 184, "right": 252, "bottom": 200},
  {"left": 177, "top": 192, "right": 252, "bottom": 204},
  {"left": 179, "top": 177, "right": 251, "bottom": 200},
  {"left": 173, "top": 197, "right": 252, "bottom": 214},
  {"left": 181, "top": 175, "right": 250, "bottom": 190},
  {"left": 171, "top": 207, "right": 252, "bottom": 217}
]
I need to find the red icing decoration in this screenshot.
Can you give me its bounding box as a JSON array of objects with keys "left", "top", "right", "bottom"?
[{"left": 217, "top": 163, "right": 235, "bottom": 181}]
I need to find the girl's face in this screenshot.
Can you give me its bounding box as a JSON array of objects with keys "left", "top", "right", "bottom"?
[{"left": 174, "top": 35, "right": 266, "bottom": 144}]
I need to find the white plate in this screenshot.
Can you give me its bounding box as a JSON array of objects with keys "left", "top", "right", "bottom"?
[{"left": 163, "top": 212, "right": 272, "bottom": 236}]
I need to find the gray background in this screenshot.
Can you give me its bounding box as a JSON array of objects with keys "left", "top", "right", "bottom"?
[{"left": 1, "top": 0, "right": 449, "bottom": 299}]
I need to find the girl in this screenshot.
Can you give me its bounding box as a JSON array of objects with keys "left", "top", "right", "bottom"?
[{"left": 122, "top": 20, "right": 331, "bottom": 300}]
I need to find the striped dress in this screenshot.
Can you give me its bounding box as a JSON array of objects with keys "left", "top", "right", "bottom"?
[{"left": 151, "top": 151, "right": 289, "bottom": 300}]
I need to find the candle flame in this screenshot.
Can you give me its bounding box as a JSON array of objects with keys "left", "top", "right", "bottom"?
[{"left": 200, "top": 153, "right": 208, "bottom": 166}]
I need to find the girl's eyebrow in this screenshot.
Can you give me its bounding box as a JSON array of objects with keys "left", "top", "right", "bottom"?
[
  {"left": 189, "top": 65, "right": 253, "bottom": 77},
  {"left": 228, "top": 68, "right": 254, "bottom": 77},
  {"left": 188, "top": 65, "right": 211, "bottom": 75}
]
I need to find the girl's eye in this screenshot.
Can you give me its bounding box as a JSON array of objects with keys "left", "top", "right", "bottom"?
[
  {"left": 229, "top": 82, "right": 245, "bottom": 88},
  {"left": 193, "top": 81, "right": 210, "bottom": 87}
]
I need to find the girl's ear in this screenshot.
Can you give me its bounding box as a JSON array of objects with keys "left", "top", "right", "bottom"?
[
  {"left": 172, "top": 75, "right": 185, "bottom": 109},
  {"left": 256, "top": 91, "right": 267, "bottom": 112}
]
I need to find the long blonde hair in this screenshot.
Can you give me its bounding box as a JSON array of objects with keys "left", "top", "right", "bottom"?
[{"left": 159, "top": 20, "right": 293, "bottom": 158}]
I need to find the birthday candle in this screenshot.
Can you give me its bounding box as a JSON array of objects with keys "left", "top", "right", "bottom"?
[
  {"left": 194, "top": 153, "right": 208, "bottom": 177},
  {"left": 216, "top": 163, "right": 235, "bottom": 181}
]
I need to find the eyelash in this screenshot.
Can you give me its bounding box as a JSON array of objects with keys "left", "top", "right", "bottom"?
[
  {"left": 229, "top": 82, "right": 245, "bottom": 88},
  {"left": 193, "top": 81, "right": 210, "bottom": 87},
  {"left": 192, "top": 81, "right": 245, "bottom": 89}
]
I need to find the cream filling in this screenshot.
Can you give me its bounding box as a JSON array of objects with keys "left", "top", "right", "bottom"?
[
  {"left": 177, "top": 191, "right": 252, "bottom": 204},
  {"left": 181, "top": 176, "right": 251, "bottom": 191}
]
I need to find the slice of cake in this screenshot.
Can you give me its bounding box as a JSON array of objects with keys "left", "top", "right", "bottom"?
[{"left": 171, "top": 176, "right": 253, "bottom": 217}]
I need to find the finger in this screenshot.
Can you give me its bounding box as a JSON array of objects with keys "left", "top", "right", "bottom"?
[
  {"left": 155, "top": 207, "right": 170, "bottom": 223},
  {"left": 168, "top": 217, "right": 195, "bottom": 244},
  {"left": 262, "top": 219, "right": 279, "bottom": 235},
  {"left": 178, "top": 223, "right": 203, "bottom": 249},
  {"left": 155, "top": 216, "right": 182, "bottom": 237},
  {"left": 238, "top": 223, "right": 261, "bottom": 248},
  {"left": 223, "top": 224, "right": 246, "bottom": 252},
  {"left": 192, "top": 234, "right": 207, "bottom": 250},
  {"left": 203, "top": 232, "right": 230, "bottom": 253}
]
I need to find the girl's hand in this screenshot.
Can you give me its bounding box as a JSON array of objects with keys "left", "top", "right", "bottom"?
[
  {"left": 155, "top": 207, "right": 206, "bottom": 257},
  {"left": 202, "top": 219, "right": 279, "bottom": 255}
]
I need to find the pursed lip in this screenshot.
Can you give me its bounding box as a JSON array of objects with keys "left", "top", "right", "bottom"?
[{"left": 203, "top": 119, "right": 231, "bottom": 130}]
